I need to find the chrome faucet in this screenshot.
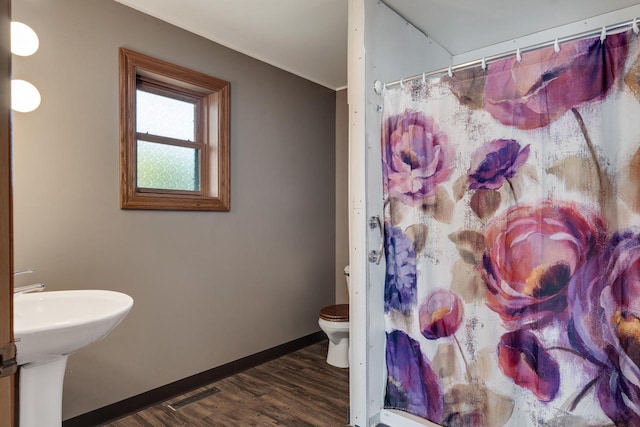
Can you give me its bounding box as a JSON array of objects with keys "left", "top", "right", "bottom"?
[
  {"left": 14, "top": 269, "right": 34, "bottom": 277},
  {"left": 14, "top": 283, "right": 45, "bottom": 294},
  {"left": 13, "top": 269, "right": 45, "bottom": 294}
]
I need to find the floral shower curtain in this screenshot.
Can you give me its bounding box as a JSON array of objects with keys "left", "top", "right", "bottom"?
[{"left": 381, "top": 28, "right": 640, "bottom": 426}]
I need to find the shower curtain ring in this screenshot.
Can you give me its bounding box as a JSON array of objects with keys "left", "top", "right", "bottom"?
[
  {"left": 633, "top": 18, "right": 639, "bottom": 35},
  {"left": 554, "top": 38, "right": 560, "bottom": 53},
  {"left": 448, "top": 66, "right": 453, "bottom": 78},
  {"left": 600, "top": 26, "right": 607, "bottom": 43},
  {"left": 516, "top": 48, "right": 522, "bottom": 62},
  {"left": 481, "top": 57, "right": 487, "bottom": 70},
  {"left": 399, "top": 78, "right": 404, "bottom": 89}
]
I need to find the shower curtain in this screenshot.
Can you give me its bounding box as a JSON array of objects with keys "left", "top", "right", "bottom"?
[{"left": 381, "top": 28, "right": 640, "bottom": 426}]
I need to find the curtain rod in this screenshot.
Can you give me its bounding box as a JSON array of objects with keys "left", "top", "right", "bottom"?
[{"left": 376, "top": 17, "right": 639, "bottom": 93}]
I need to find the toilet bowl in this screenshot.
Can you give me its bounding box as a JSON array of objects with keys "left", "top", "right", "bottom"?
[{"left": 318, "top": 266, "right": 350, "bottom": 368}]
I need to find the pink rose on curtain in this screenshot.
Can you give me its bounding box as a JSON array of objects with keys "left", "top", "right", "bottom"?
[
  {"left": 383, "top": 109, "right": 454, "bottom": 204},
  {"left": 484, "top": 31, "right": 629, "bottom": 130},
  {"left": 419, "top": 289, "right": 463, "bottom": 340},
  {"left": 482, "top": 201, "right": 602, "bottom": 328},
  {"left": 467, "top": 138, "right": 530, "bottom": 190},
  {"left": 568, "top": 230, "right": 640, "bottom": 425},
  {"left": 497, "top": 329, "right": 560, "bottom": 402},
  {"left": 385, "top": 329, "right": 443, "bottom": 422}
]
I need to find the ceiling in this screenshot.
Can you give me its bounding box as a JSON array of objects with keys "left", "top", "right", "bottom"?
[
  {"left": 114, "top": 0, "right": 640, "bottom": 91},
  {"left": 387, "top": 0, "right": 640, "bottom": 56},
  {"left": 114, "top": 0, "right": 348, "bottom": 90}
]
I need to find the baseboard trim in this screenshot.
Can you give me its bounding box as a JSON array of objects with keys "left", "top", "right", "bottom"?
[{"left": 62, "top": 331, "right": 326, "bottom": 427}]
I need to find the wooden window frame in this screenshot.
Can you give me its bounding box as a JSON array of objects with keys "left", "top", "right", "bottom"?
[{"left": 119, "top": 48, "right": 230, "bottom": 211}]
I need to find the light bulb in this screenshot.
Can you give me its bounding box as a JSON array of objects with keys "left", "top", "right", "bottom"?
[
  {"left": 11, "top": 80, "right": 41, "bottom": 113},
  {"left": 11, "top": 22, "right": 39, "bottom": 56}
]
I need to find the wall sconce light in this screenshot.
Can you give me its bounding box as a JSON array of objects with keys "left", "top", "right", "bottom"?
[
  {"left": 11, "top": 80, "right": 41, "bottom": 113},
  {"left": 10, "top": 21, "right": 41, "bottom": 113},
  {"left": 10, "top": 22, "right": 39, "bottom": 56}
]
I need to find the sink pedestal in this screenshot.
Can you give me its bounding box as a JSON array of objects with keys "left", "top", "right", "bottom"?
[
  {"left": 14, "top": 290, "right": 134, "bottom": 427},
  {"left": 19, "top": 356, "right": 68, "bottom": 427}
]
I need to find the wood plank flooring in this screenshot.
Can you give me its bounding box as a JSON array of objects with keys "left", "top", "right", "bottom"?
[{"left": 103, "top": 341, "right": 349, "bottom": 427}]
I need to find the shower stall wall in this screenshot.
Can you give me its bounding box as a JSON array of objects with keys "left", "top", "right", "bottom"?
[
  {"left": 348, "top": 1, "right": 640, "bottom": 426},
  {"left": 348, "top": 2, "right": 451, "bottom": 425}
]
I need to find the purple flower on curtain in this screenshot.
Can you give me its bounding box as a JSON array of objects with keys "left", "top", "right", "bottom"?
[
  {"left": 382, "top": 109, "right": 454, "bottom": 204},
  {"left": 596, "top": 370, "right": 640, "bottom": 426},
  {"left": 484, "top": 31, "right": 629, "bottom": 130},
  {"left": 385, "top": 330, "right": 443, "bottom": 421},
  {"left": 385, "top": 224, "right": 417, "bottom": 314},
  {"left": 467, "top": 139, "right": 530, "bottom": 190},
  {"left": 568, "top": 229, "right": 640, "bottom": 425},
  {"left": 419, "top": 289, "right": 463, "bottom": 340},
  {"left": 482, "top": 200, "right": 602, "bottom": 328},
  {"left": 497, "top": 329, "right": 560, "bottom": 402}
]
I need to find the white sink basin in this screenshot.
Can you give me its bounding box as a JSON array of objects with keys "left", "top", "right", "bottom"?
[
  {"left": 13, "top": 289, "right": 133, "bottom": 427},
  {"left": 14, "top": 289, "right": 134, "bottom": 366}
]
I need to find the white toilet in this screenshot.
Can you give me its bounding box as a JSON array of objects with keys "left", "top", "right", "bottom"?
[{"left": 318, "top": 265, "right": 350, "bottom": 368}]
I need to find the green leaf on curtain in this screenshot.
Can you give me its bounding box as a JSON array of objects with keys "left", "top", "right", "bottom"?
[
  {"left": 448, "top": 230, "right": 486, "bottom": 265},
  {"left": 547, "top": 155, "right": 598, "bottom": 194},
  {"left": 470, "top": 189, "right": 501, "bottom": 220},
  {"left": 452, "top": 175, "right": 469, "bottom": 201},
  {"left": 443, "top": 68, "right": 486, "bottom": 110},
  {"left": 405, "top": 224, "right": 428, "bottom": 255},
  {"left": 432, "top": 342, "right": 461, "bottom": 381},
  {"left": 547, "top": 155, "right": 619, "bottom": 230},
  {"left": 450, "top": 259, "right": 486, "bottom": 304},
  {"left": 625, "top": 55, "right": 640, "bottom": 101},
  {"left": 390, "top": 197, "right": 410, "bottom": 226},
  {"left": 442, "top": 384, "right": 514, "bottom": 427},
  {"left": 620, "top": 146, "right": 640, "bottom": 214},
  {"left": 422, "top": 187, "right": 455, "bottom": 224}
]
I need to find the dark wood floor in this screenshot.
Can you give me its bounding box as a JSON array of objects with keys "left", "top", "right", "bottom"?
[{"left": 103, "top": 341, "right": 350, "bottom": 427}]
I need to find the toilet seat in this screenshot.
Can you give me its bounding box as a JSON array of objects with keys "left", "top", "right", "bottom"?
[{"left": 319, "top": 304, "right": 349, "bottom": 322}]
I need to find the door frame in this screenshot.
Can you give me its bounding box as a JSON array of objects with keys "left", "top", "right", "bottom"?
[{"left": 0, "top": 0, "right": 15, "bottom": 425}]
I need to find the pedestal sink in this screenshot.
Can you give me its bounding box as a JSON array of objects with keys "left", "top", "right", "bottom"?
[{"left": 14, "top": 290, "right": 134, "bottom": 427}]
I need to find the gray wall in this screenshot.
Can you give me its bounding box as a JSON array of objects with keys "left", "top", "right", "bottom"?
[
  {"left": 335, "top": 89, "right": 349, "bottom": 304},
  {"left": 11, "top": 0, "right": 336, "bottom": 419}
]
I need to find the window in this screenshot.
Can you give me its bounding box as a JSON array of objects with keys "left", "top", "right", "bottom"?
[{"left": 119, "top": 48, "right": 230, "bottom": 210}]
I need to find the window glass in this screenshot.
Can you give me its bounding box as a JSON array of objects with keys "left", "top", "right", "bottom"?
[
  {"left": 137, "top": 140, "right": 200, "bottom": 191},
  {"left": 136, "top": 90, "right": 195, "bottom": 141}
]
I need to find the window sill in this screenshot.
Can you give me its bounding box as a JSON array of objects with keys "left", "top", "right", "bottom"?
[{"left": 121, "top": 192, "right": 230, "bottom": 211}]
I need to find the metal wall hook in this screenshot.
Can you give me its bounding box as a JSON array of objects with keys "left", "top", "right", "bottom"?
[{"left": 368, "top": 216, "right": 384, "bottom": 265}]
